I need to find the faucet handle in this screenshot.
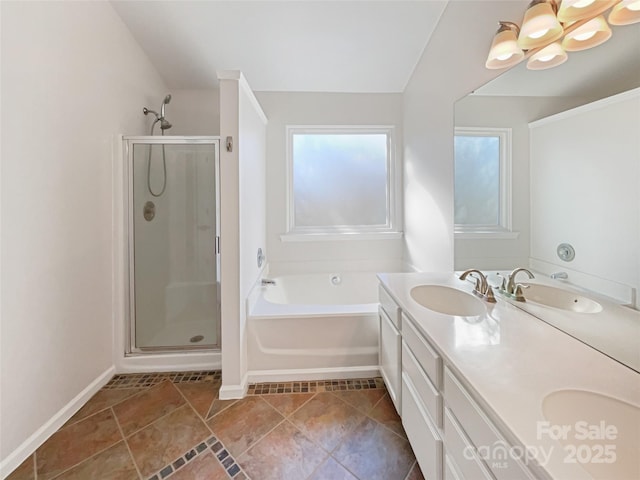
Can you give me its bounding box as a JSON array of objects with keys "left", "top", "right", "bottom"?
[
  {"left": 514, "top": 283, "right": 530, "bottom": 301},
  {"left": 484, "top": 285, "right": 497, "bottom": 303},
  {"left": 495, "top": 273, "right": 507, "bottom": 292}
]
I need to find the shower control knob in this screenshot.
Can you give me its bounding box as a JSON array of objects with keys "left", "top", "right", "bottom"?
[{"left": 143, "top": 201, "right": 156, "bottom": 221}]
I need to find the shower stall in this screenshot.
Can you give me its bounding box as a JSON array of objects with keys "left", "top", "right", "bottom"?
[{"left": 123, "top": 135, "right": 220, "bottom": 353}]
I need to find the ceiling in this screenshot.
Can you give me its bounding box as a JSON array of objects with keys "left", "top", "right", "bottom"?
[
  {"left": 111, "top": 0, "right": 449, "bottom": 93},
  {"left": 112, "top": 0, "right": 640, "bottom": 96}
]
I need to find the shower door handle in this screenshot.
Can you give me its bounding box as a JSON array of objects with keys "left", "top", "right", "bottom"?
[{"left": 215, "top": 236, "right": 220, "bottom": 255}]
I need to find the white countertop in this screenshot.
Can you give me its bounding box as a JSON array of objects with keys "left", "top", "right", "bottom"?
[{"left": 378, "top": 272, "right": 640, "bottom": 480}]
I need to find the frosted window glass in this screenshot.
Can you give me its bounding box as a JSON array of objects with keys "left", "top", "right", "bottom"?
[
  {"left": 292, "top": 133, "right": 388, "bottom": 228},
  {"left": 454, "top": 135, "right": 500, "bottom": 225}
]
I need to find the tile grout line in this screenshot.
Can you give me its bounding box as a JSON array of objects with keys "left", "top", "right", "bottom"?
[
  {"left": 402, "top": 460, "right": 418, "bottom": 480},
  {"left": 151, "top": 383, "right": 248, "bottom": 480},
  {"left": 47, "top": 409, "right": 131, "bottom": 480},
  {"left": 112, "top": 406, "right": 145, "bottom": 480},
  {"left": 64, "top": 387, "right": 146, "bottom": 429},
  {"left": 146, "top": 434, "right": 249, "bottom": 480},
  {"left": 364, "top": 392, "right": 412, "bottom": 442}
]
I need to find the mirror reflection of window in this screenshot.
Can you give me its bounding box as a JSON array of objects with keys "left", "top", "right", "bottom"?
[{"left": 454, "top": 127, "right": 512, "bottom": 235}]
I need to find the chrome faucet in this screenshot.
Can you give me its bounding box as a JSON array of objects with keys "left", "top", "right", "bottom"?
[
  {"left": 497, "top": 267, "right": 535, "bottom": 301},
  {"left": 261, "top": 278, "right": 276, "bottom": 286},
  {"left": 550, "top": 271, "right": 568, "bottom": 280},
  {"left": 459, "top": 269, "right": 496, "bottom": 303}
]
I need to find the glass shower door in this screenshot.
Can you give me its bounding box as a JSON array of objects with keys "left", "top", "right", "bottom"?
[{"left": 126, "top": 137, "right": 220, "bottom": 352}]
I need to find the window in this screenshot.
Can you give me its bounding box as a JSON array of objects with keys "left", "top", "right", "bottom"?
[
  {"left": 285, "top": 126, "right": 399, "bottom": 239},
  {"left": 454, "top": 127, "right": 515, "bottom": 238}
]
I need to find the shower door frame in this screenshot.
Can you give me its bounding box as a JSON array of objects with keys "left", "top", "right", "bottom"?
[{"left": 123, "top": 136, "right": 221, "bottom": 355}]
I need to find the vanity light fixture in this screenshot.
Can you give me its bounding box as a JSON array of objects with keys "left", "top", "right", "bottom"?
[
  {"left": 485, "top": 0, "right": 639, "bottom": 71},
  {"left": 518, "top": 0, "right": 564, "bottom": 50},
  {"left": 562, "top": 15, "right": 612, "bottom": 50},
  {"left": 527, "top": 42, "right": 569, "bottom": 69},
  {"left": 485, "top": 22, "right": 525, "bottom": 69},
  {"left": 609, "top": 0, "right": 640, "bottom": 24}
]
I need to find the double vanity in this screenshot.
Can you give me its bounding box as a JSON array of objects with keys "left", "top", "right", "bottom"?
[{"left": 378, "top": 271, "right": 639, "bottom": 480}]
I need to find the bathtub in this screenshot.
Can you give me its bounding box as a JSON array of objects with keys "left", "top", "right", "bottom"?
[{"left": 247, "top": 272, "right": 380, "bottom": 382}]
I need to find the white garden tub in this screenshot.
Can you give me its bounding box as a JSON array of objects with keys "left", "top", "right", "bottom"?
[{"left": 247, "top": 272, "right": 380, "bottom": 382}]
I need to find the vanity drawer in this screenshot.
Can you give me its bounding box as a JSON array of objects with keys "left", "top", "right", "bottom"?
[
  {"left": 379, "top": 307, "right": 401, "bottom": 414},
  {"left": 402, "top": 341, "right": 442, "bottom": 428},
  {"left": 402, "top": 314, "right": 442, "bottom": 389},
  {"left": 444, "top": 367, "right": 535, "bottom": 480},
  {"left": 444, "top": 407, "right": 493, "bottom": 480},
  {"left": 402, "top": 373, "right": 442, "bottom": 480},
  {"left": 379, "top": 285, "right": 401, "bottom": 329}
]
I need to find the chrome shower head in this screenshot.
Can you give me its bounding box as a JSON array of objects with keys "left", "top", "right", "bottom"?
[
  {"left": 160, "top": 118, "right": 172, "bottom": 130},
  {"left": 161, "top": 94, "right": 171, "bottom": 118}
]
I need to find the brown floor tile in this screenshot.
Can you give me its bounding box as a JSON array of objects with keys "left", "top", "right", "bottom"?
[
  {"left": 368, "top": 393, "right": 406, "bottom": 438},
  {"left": 333, "top": 417, "right": 415, "bottom": 480},
  {"left": 406, "top": 461, "right": 425, "bottom": 480},
  {"left": 126, "top": 404, "right": 211, "bottom": 477},
  {"left": 53, "top": 441, "right": 138, "bottom": 480},
  {"left": 36, "top": 409, "right": 122, "bottom": 480},
  {"left": 331, "top": 389, "right": 387, "bottom": 415},
  {"left": 289, "top": 392, "right": 365, "bottom": 452},
  {"left": 309, "top": 456, "right": 358, "bottom": 480},
  {"left": 169, "top": 452, "right": 227, "bottom": 480},
  {"left": 66, "top": 388, "right": 144, "bottom": 426},
  {"left": 238, "top": 421, "right": 326, "bottom": 480},
  {"left": 262, "top": 393, "right": 315, "bottom": 416},
  {"left": 207, "top": 396, "right": 284, "bottom": 457},
  {"left": 206, "top": 397, "right": 237, "bottom": 419},
  {"left": 113, "top": 380, "right": 185, "bottom": 436},
  {"left": 176, "top": 382, "right": 218, "bottom": 419},
  {"left": 5, "top": 455, "right": 34, "bottom": 480}
]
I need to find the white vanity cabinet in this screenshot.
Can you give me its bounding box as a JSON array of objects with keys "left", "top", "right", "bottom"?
[
  {"left": 378, "top": 285, "right": 402, "bottom": 413},
  {"left": 378, "top": 282, "right": 540, "bottom": 480}
]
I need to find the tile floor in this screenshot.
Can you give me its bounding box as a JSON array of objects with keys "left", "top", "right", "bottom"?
[{"left": 8, "top": 372, "right": 424, "bottom": 480}]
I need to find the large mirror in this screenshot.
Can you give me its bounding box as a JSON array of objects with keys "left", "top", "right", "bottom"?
[{"left": 453, "top": 22, "right": 640, "bottom": 371}]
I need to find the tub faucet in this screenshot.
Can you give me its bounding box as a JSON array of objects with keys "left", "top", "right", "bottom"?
[
  {"left": 261, "top": 278, "right": 276, "bottom": 286},
  {"left": 551, "top": 271, "right": 568, "bottom": 280},
  {"left": 498, "top": 267, "right": 535, "bottom": 301},
  {"left": 459, "top": 269, "right": 496, "bottom": 303}
]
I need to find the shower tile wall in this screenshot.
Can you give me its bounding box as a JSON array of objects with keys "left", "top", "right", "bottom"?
[{"left": 8, "top": 373, "right": 423, "bottom": 480}]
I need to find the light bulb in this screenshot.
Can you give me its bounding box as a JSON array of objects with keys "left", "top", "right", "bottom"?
[
  {"left": 573, "top": 0, "right": 595, "bottom": 8},
  {"left": 628, "top": 0, "right": 640, "bottom": 11},
  {"left": 528, "top": 28, "right": 550, "bottom": 39},
  {"left": 573, "top": 30, "right": 597, "bottom": 41},
  {"left": 496, "top": 52, "right": 514, "bottom": 60}
]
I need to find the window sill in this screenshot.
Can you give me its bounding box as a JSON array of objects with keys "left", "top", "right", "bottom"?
[
  {"left": 455, "top": 230, "right": 520, "bottom": 240},
  {"left": 280, "top": 231, "right": 404, "bottom": 242}
]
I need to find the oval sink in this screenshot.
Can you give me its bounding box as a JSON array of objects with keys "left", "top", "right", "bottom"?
[
  {"left": 410, "top": 285, "right": 485, "bottom": 316},
  {"left": 542, "top": 389, "right": 639, "bottom": 479},
  {"left": 521, "top": 283, "right": 603, "bottom": 313}
]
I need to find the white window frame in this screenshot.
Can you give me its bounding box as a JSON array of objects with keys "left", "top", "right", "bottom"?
[
  {"left": 283, "top": 125, "right": 401, "bottom": 241},
  {"left": 454, "top": 127, "right": 517, "bottom": 239}
]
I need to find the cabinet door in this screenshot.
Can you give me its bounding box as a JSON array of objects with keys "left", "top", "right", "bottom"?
[{"left": 379, "top": 308, "right": 401, "bottom": 413}]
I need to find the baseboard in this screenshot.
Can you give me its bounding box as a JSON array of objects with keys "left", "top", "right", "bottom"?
[
  {"left": 247, "top": 365, "right": 381, "bottom": 384},
  {"left": 116, "top": 351, "right": 221, "bottom": 374},
  {"left": 218, "top": 372, "right": 248, "bottom": 400},
  {"left": 0, "top": 366, "right": 115, "bottom": 479}
]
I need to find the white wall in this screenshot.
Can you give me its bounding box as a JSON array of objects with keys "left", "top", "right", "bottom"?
[
  {"left": 168, "top": 89, "right": 220, "bottom": 136},
  {"left": 453, "top": 95, "right": 593, "bottom": 270},
  {"left": 529, "top": 89, "right": 640, "bottom": 307},
  {"left": 402, "top": 0, "right": 529, "bottom": 272},
  {"left": 255, "top": 92, "right": 404, "bottom": 273},
  {"left": 0, "top": 0, "right": 167, "bottom": 471},
  {"left": 218, "top": 72, "right": 267, "bottom": 399}
]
